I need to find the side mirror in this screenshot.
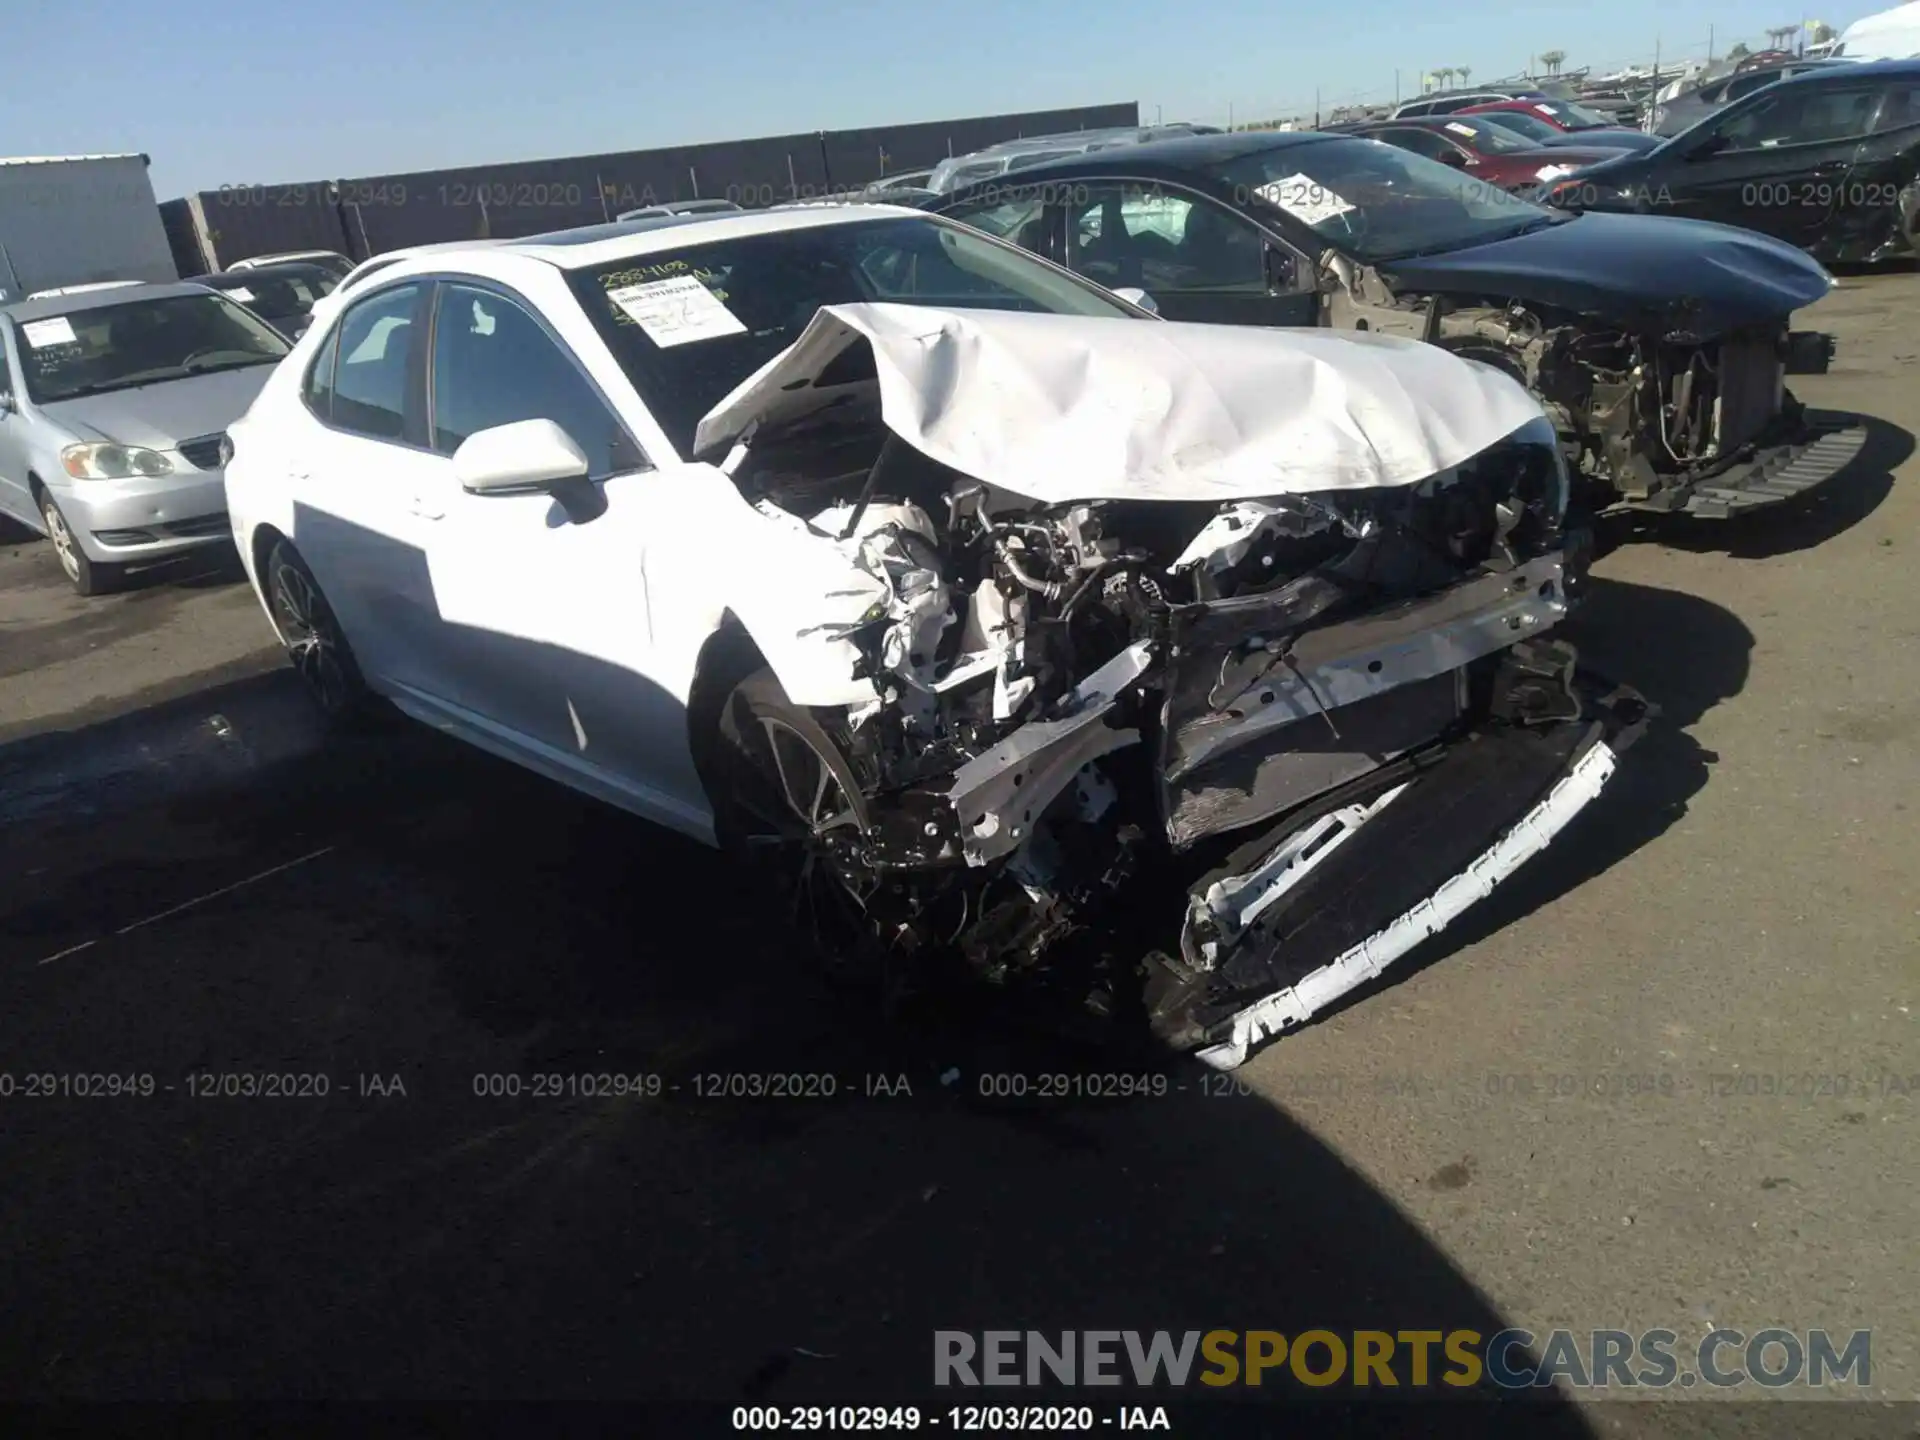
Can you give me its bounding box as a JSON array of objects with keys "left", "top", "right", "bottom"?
[
  {"left": 453, "top": 418, "right": 591, "bottom": 494},
  {"left": 1262, "top": 246, "right": 1299, "bottom": 293},
  {"left": 1112, "top": 285, "right": 1160, "bottom": 315}
]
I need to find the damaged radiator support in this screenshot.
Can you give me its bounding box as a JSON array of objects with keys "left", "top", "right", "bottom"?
[
  {"left": 944, "top": 642, "right": 1154, "bottom": 866},
  {"left": 1158, "top": 552, "right": 1569, "bottom": 848}
]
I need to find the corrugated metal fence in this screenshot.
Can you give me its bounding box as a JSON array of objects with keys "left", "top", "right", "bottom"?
[{"left": 164, "top": 102, "right": 1138, "bottom": 273}]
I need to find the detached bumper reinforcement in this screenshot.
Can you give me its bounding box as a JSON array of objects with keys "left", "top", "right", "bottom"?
[{"left": 1190, "top": 739, "right": 1616, "bottom": 1070}]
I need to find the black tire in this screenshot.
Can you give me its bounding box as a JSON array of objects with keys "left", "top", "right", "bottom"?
[
  {"left": 708, "top": 667, "right": 890, "bottom": 983},
  {"left": 263, "top": 539, "right": 376, "bottom": 726},
  {"left": 38, "top": 491, "right": 125, "bottom": 596}
]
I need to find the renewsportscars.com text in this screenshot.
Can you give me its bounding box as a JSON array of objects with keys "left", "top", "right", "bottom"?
[{"left": 934, "top": 1328, "right": 1871, "bottom": 1390}]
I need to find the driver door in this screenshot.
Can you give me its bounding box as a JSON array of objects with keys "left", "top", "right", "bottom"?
[
  {"left": 400, "top": 278, "right": 699, "bottom": 829},
  {"left": 1661, "top": 82, "right": 1884, "bottom": 246},
  {"left": 1061, "top": 182, "right": 1317, "bottom": 327}
]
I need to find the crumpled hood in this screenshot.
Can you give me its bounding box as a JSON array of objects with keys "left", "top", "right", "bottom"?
[
  {"left": 693, "top": 303, "right": 1547, "bottom": 503},
  {"left": 1378, "top": 210, "right": 1834, "bottom": 334},
  {"left": 36, "top": 365, "right": 274, "bottom": 449}
]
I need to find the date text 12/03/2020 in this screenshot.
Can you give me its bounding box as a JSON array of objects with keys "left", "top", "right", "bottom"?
[{"left": 730, "top": 1405, "right": 1174, "bottom": 1431}]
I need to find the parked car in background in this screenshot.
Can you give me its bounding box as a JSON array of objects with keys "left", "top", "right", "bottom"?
[
  {"left": 25, "top": 281, "right": 145, "bottom": 300},
  {"left": 1388, "top": 87, "right": 1548, "bottom": 119},
  {"left": 0, "top": 281, "right": 291, "bottom": 592},
  {"left": 926, "top": 125, "right": 1220, "bottom": 193},
  {"left": 932, "top": 131, "right": 1863, "bottom": 518},
  {"left": 616, "top": 198, "right": 745, "bottom": 220},
  {"left": 1549, "top": 60, "right": 1920, "bottom": 264},
  {"left": 1646, "top": 58, "right": 1844, "bottom": 136},
  {"left": 222, "top": 203, "right": 1645, "bottom": 1068},
  {"left": 1342, "top": 115, "right": 1627, "bottom": 191},
  {"left": 870, "top": 166, "right": 936, "bottom": 191},
  {"left": 193, "top": 262, "right": 341, "bottom": 340},
  {"left": 1464, "top": 107, "right": 1667, "bottom": 154},
  {"left": 226, "top": 249, "right": 354, "bottom": 283},
  {"left": 1459, "top": 98, "right": 1668, "bottom": 150}
]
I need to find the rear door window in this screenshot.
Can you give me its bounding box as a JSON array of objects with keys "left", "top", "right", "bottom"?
[{"left": 329, "top": 283, "right": 421, "bottom": 441}]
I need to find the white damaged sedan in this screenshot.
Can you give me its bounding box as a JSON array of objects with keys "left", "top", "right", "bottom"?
[{"left": 225, "top": 205, "right": 1648, "bottom": 1067}]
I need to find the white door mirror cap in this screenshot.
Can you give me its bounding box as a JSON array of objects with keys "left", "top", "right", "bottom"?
[{"left": 453, "top": 419, "right": 591, "bottom": 493}]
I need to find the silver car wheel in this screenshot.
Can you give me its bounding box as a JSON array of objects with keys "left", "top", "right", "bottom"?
[{"left": 41, "top": 499, "right": 80, "bottom": 582}]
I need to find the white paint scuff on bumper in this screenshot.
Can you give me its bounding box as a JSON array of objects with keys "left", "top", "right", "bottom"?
[{"left": 1194, "top": 739, "right": 1620, "bottom": 1070}]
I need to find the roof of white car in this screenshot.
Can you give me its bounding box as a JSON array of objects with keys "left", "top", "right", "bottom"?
[{"left": 486, "top": 203, "right": 925, "bottom": 271}]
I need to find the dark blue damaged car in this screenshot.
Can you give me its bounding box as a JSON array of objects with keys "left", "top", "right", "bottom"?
[{"left": 931, "top": 130, "right": 1867, "bottom": 519}]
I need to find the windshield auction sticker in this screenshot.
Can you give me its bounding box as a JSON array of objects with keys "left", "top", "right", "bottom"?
[
  {"left": 1253, "top": 175, "right": 1357, "bottom": 227},
  {"left": 21, "top": 317, "right": 77, "bottom": 349},
  {"left": 607, "top": 275, "right": 746, "bottom": 347}
]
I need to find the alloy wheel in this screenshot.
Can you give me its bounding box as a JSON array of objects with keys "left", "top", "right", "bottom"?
[
  {"left": 269, "top": 557, "right": 352, "bottom": 715},
  {"left": 727, "top": 714, "right": 883, "bottom": 971}
]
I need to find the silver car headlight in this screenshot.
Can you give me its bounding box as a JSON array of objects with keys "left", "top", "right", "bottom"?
[{"left": 61, "top": 443, "right": 174, "bottom": 480}]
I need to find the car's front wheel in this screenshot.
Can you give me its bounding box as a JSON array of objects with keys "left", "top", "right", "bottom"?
[
  {"left": 264, "top": 539, "right": 375, "bottom": 725},
  {"left": 709, "top": 668, "right": 893, "bottom": 983},
  {"left": 39, "top": 492, "right": 124, "bottom": 596}
]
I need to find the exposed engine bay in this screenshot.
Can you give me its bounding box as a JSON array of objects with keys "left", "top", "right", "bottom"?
[
  {"left": 695, "top": 304, "right": 1650, "bottom": 1066},
  {"left": 1322, "top": 255, "right": 1862, "bottom": 518},
  {"left": 702, "top": 305, "right": 1655, "bottom": 1065}
]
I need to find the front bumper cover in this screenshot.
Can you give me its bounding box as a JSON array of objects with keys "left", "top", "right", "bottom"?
[{"left": 1145, "top": 650, "right": 1651, "bottom": 1068}]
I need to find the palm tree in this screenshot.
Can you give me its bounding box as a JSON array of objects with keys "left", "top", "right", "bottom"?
[
  {"left": 1728, "top": 41, "right": 1752, "bottom": 61},
  {"left": 1435, "top": 66, "right": 1455, "bottom": 90},
  {"left": 1456, "top": 64, "right": 1472, "bottom": 86},
  {"left": 1540, "top": 49, "right": 1566, "bottom": 76}
]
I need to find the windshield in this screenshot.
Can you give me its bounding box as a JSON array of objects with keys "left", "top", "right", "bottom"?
[
  {"left": 567, "top": 214, "right": 1138, "bottom": 457},
  {"left": 1209, "top": 136, "right": 1558, "bottom": 263},
  {"left": 1433, "top": 118, "right": 1534, "bottom": 153},
  {"left": 1470, "top": 110, "right": 1562, "bottom": 143},
  {"left": 1532, "top": 99, "right": 1614, "bottom": 129},
  {"left": 15, "top": 293, "right": 291, "bottom": 403},
  {"left": 209, "top": 272, "right": 338, "bottom": 325}
]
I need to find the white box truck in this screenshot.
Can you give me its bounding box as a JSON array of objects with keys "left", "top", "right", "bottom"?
[{"left": 0, "top": 154, "right": 176, "bottom": 302}]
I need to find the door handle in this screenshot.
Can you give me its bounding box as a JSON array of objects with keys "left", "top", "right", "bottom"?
[{"left": 409, "top": 493, "right": 444, "bottom": 520}]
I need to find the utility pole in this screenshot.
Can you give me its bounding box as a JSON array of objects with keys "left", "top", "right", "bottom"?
[
  {"left": 1314, "top": 88, "right": 1321, "bottom": 127},
  {"left": 1708, "top": 23, "right": 1715, "bottom": 61},
  {"left": 1394, "top": 69, "right": 1400, "bottom": 103},
  {"left": 1229, "top": 100, "right": 1235, "bottom": 129}
]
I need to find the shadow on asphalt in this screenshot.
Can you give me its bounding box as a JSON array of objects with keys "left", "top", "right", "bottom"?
[
  {"left": 1597, "top": 413, "right": 1908, "bottom": 561},
  {"left": 0, "top": 675, "right": 1601, "bottom": 1430},
  {"left": 1311, "top": 573, "right": 1749, "bottom": 1021}
]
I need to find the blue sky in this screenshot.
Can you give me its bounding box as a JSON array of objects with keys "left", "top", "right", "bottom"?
[{"left": 6, "top": 0, "right": 1885, "bottom": 198}]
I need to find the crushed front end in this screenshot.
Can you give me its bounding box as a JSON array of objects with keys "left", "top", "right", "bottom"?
[
  {"left": 725, "top": 395, "right": 1649, "bottom": 1066},
  {"left": 1325, "top": 258, "right": 1866, "bottom": 519}
]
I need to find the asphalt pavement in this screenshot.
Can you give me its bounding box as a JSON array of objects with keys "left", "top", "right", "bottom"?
[{"left": 0, "top": 272, "right": 1915, "bottom": 1431}]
